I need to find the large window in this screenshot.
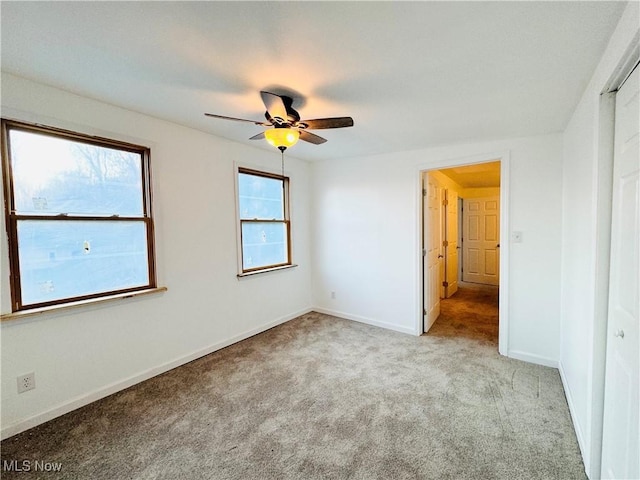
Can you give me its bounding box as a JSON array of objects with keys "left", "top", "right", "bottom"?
[
  {"left": 1, "top": 120, "right": 156, "bottom": 312},
  {"left": 237, "top": 167, "right": 291, "bottom": 274}
]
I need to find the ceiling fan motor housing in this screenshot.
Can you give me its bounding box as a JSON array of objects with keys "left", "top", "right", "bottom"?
[
  {"left": 204, "top": 90, "right": 353, "bottom": 147},
  {"left": 264, "top": 95, "right": 301, "bottom": 126}
]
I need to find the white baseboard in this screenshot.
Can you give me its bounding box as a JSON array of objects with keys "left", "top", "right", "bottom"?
[
  {"left": 0, "top": 307, "right": 313, "bottom": 440},
  {"left": 558, "top": 361, "right": 591, "bottom": 478},
  {"left": 507, "top": 349, "right": 559, "bottom": 368},
  {"left": 312, "top": 307, "right": 417, "bottom": 336}
]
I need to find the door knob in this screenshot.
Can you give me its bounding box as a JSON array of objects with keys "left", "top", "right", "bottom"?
[
  {"left": 614, "top": 329, "right": 625, "bottom": 339},
  {"left": 496, "top": 244, "right": 500, "bottom": 248}
]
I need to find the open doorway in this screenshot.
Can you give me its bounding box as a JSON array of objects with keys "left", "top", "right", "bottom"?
[{"left": 422, "top": 160, "right": 502, "bottom": 348}]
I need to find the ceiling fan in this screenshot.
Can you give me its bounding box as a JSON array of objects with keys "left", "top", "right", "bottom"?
[{"left": 205, "top": 91, "right": 354, "bottom": 151}]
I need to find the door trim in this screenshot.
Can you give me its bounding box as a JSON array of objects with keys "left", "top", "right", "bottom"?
[{"left": 416, "top": 151, "right": 510, "bottom": 356}]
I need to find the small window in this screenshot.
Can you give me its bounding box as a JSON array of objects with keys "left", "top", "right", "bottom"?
[
  {"left": 237, "top": 167, "right": 291, "bottom": 274},
  {"left": 1, "top": 120, "right": 156, "bottom": 311}
]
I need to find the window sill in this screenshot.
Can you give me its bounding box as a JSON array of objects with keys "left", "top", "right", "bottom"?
[
  {"left": 237, "top": 264, "right": 298, "bottom": 278},
  {"left": 0, "top": 287, "right": 168, "bottom": 322}
]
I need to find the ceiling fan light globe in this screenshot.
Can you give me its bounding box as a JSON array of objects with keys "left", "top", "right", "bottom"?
[{"left": 265, "top": 128, "right": 299, "bottom": 149}]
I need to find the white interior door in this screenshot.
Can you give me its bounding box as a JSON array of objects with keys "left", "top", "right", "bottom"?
[
  {"left": 424, "top": 173, "right": 442, "bottom": 332},
  {"left": 445, "top": 190, "right": 459, "bottom": 297},
  {"left": 601, "top": 64, "right": 640, "bottom": 480},
  {"left": 462, "top": 196, "right": 500, "bottom": 285}
]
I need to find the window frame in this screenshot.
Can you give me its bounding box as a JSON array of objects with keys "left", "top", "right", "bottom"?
[
  {"left": 1, "top": 119, "right": 157, "bottom": 312},
  {"left": 236, "top": 166, "right": 292, "bottom": 275}
]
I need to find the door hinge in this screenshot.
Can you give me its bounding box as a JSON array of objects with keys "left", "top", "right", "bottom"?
[
  {"left": 442, "top": 281, "right": 449, "bottom": 287},
  {"left": 422, "top": 248, "right": 426, "bottom": 256},
  {"left": 443, "top": 199, "right": 448, "bottom": 206},
  {"left": 442, "top": 240, "right": 448, "bottom": 247},
  {"left": 423, "top": 309, "right": 427, "bottom": 316},
  {"left": 422, "top": 188, "right": 427, "bottom": 197}
]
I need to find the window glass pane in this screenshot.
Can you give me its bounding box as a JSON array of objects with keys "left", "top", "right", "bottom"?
[
  {"left": 9, "top": 129, "right": 144, "bottom": 216},
  {"left": 17, "top": 220, "right": 150, "bottom": 306},
  {"left": 238, "top": 173, "right": 284, "bottom": 220},
  {"left": 241, "top": 222, "right": 287, "bottom": 270}
]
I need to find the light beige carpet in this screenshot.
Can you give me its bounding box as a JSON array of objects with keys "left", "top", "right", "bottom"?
[{"left": 1, "top": 284, "right": 585, "bottom": 479}]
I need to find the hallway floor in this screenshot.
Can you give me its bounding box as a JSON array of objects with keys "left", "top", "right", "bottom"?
[{"left": 429, "top": 281, "right": 500, "bottom": 345}]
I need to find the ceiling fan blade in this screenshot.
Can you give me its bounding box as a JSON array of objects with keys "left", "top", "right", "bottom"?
[
  {"left": 249, "top": 132, "right": 265, "bottom": 140},
  {"left": 299, "top": 130, "right": 327, "bottom": 145},
  {"left": 300, "top": 117, "right": 354, "bottom": 130},
  {"left": 204, "top": 113, "right": 269, "bottom": 126},
  {"left": 260, "top": 91, "right": 288, "bottom": 122}
]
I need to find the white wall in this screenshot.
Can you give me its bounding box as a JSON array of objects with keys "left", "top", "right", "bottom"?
[
  {"left": 559, "top": 3, "right": 639, "bottom": 478},
  {"left": 0, "top": 73, "right": 313, "bottom": 439},
  {"left": 311, "top": 133, "right": 563, "bottom": 366}
]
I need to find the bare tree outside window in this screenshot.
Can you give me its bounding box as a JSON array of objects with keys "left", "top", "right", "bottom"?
[{"left": 2, "top": 120, "right": 156, "bottom": 311}]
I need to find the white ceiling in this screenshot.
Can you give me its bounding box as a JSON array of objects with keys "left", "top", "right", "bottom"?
[{"left": 0, "top": 1, "right": 626, "bottom": 162}]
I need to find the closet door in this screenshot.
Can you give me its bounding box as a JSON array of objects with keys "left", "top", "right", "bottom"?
[{"left": 600, "top": 64, "right": 639, "bottom": 480}]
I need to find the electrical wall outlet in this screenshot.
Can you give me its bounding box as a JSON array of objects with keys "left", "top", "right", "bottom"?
[{"left": 17, "top": 372, "right": 35, "bottom": 394}]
